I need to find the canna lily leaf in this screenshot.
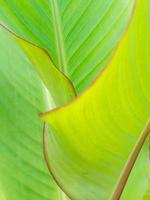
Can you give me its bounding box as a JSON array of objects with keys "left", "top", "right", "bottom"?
[
  {"left": 0, "top": 0, "right": 134, "bottom": 93},
  {"left": 0, "top": 24, "right": 75, "bottom": 200},
  {"left": 41, "top": 0, "right": 150, "bottom": 199}
]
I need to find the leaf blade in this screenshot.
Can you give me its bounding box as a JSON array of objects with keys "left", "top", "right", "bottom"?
[
  {"left": 0, "top": 24, "right": 75, "bottom": 199},
  {"left": 41, "top": 0, "right": 150, "bottom": 199},
  {"left": 0, "top": 0, "right": 135, "bottom": 92}
]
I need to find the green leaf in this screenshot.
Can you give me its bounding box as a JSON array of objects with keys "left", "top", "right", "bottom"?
[
  {"left": 143, "top": 166, "right": 150, "bottom": 200},
  {"left": 0, "top": 0, "right": 58, "bottom": 67},
  {"left": 41, "top": 0, "right": 150, "bottom": 199},
  {"left": 7, "top": 25, "right": 76, "bottom": 106},
  {"left": 0, "top": 24, "right": 75, "bottom": 200},
  {"left": 0, "top": 0, "right": 134, "bottom": 93}
]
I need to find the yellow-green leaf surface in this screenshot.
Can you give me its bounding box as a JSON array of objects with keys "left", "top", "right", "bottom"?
[
  {"left": 143, "top": 166, "right": 150, "bottom": 200},
  {"left": 0, "top": 25, "right": 75, "bottom": 200},
  {"left": 42, "top": 0, "right": 150, "bottom": 199},
  {"left": 0, "top": 0, "right": 134, "bottom": 93},
  {"left": 9, "top": 25, "right": 76, "bottom": 106}
]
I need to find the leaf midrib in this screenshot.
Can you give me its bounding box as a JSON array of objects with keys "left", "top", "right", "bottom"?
[{"left": 51, "top": 0, "right": 68, "bottom": 74}]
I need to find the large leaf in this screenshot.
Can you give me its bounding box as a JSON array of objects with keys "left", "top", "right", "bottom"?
[
  {"left": 41, "top": 0, "right": 150, "bottom": 199},
  {"left": 0, "top": 25, "right": 75, "bottom": 200},
  {"left": 0, "top": 0, "right": 134, "bottom": 93}
]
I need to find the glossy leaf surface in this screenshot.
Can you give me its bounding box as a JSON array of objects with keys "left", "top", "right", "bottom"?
[{"left": 42, "top": 0, "right": 150, "bottom": 199}]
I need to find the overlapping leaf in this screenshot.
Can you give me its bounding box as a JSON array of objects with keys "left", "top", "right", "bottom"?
[
  {"left": 42, "top": 0, "right": 150, "bottom": 199},
  {"left": 0, "top": 0, "right": 134, "bottom": 93},
  {"left": 0, "top": 26, "right": 75, "bottom": 200}
]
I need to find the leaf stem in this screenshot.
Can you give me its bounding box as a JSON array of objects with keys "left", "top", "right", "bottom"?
[{"left": 111, "top": 120, "right": 150, "bottom": 200}]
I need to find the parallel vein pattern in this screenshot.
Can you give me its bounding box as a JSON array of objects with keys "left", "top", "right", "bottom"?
[
  {"left": 0, "top": 27, "right": 59, "bottom": 200},
  {"left": 42, "top": 1, "right": 150, "bottom": 199},
  {"left": 0, "top": 0, "right": 134, "bottom": 93}
]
